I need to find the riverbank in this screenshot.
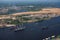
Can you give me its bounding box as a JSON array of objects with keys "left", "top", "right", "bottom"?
[{"left": 0, "top": 24, "right": 16, "bottom": 28}]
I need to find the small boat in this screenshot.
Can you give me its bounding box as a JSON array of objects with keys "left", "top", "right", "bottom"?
[
  {"left": 51, "top": 35, "right": 55, "bottom": 38},
  {"left": 42, "top": 27, "right": 48, "bottom": 30},
  {"left": 14, "top": 27, "right": 25, "bottom": 32}
]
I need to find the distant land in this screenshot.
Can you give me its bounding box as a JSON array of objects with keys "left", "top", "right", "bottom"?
[
  {"left": 0, "top": 1, "right": 60, "bottom": 7},
  {"left": 0, "top": 1, "right": 60, "bottom": 15}
]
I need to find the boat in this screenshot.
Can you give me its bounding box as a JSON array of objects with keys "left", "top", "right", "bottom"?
[
  {"left": 14, "top": 26, "right": 25, "bottom": 32},
  {"left": 42, "top": 26, "right": 48, "bottom": 30}
]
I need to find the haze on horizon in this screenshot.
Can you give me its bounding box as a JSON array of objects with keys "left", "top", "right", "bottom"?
[{"left": 0, "top": 0, "right": 60, "bottom": 2}]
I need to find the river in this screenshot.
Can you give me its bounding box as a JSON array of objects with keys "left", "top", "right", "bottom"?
[{"left": 0, "top": 16, "right": 60, "bottom": 40}]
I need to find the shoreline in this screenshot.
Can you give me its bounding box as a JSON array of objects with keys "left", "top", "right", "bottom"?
[{"left": 0, "top": 24, "right": 16, "bottom": 28}]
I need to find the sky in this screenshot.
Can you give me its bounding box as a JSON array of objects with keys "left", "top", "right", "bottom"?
[{"left": 0, "top": 0, "right": 60, "bottom": 2}]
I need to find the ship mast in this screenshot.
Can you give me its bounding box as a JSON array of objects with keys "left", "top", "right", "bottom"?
[{"left": 21, "top": 16, "right": 23, "bottom": 27}]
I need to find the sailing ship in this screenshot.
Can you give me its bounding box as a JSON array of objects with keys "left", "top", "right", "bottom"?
[{"left": 14, "top": 16, "right": 26, "bottom": 32}]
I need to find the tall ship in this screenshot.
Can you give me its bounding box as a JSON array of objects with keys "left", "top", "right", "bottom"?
[{"left": 14, "top": 16, "right": 26, "bottom": 32}]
